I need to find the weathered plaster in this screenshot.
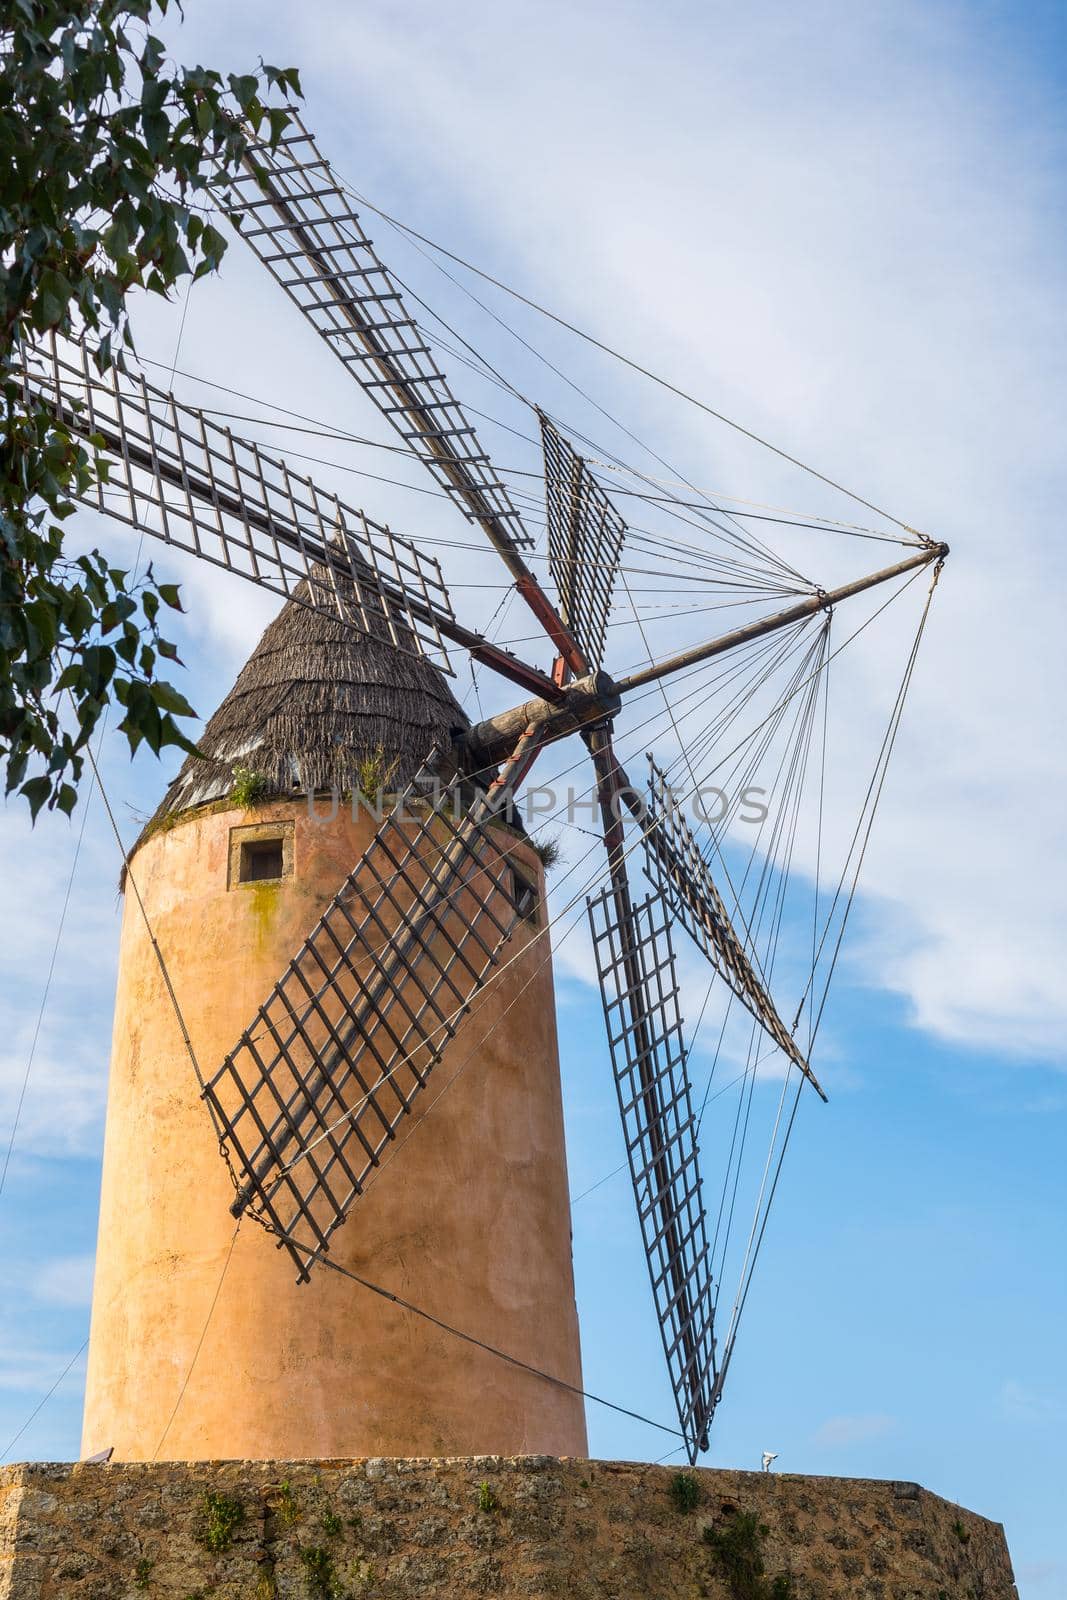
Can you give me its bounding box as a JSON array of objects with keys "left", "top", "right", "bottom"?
[{"left": 82, "top": 800, "right": 586, "bottom": 1462}]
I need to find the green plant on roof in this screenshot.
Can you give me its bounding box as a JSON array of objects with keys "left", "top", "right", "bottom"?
[
  {"left": 231, "top": 764, "right": 268, "bottom": 808},
  {"left": 355, "top": 744, "right": 400, "bottom": 801},
  {"left": 530, "top": 835, "right": 562, "bottom": 871}
]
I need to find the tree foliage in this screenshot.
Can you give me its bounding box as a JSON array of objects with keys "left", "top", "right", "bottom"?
[{"left": 0, "top": 0, "right": 299, "bottom": 816}]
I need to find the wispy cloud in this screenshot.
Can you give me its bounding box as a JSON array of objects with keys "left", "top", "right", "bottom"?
[
  {"left": 0, "top": 1338, "right": 87, "bottom": 1394},
  {"left": 0, "top": 1036, "right": 108, "bottom": 1162},
  {"left": 1000, "top": 1379, "right": 1067, "bottom": 1426},
  {"left": 1017, "top": 1562, "right": 1066, "bottom": 1592},
  {"left": 813, "top": 1413, "right": 896, "bottom": 1448},
  {"left": 272, "top": 0, "right": 1067, "bottom": 1068},
  {"left": 32, "top": 1255, "right": 96, "bottom": 1310}
]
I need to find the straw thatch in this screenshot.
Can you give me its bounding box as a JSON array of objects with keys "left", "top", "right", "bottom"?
[{"left": 137, "top": 570, "right": 470, "bottom": 845}]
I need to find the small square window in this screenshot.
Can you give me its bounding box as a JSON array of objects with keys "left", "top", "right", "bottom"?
[
  {"left": 239, "top": 838, "right": 285, "bottom": 883},
  {"left": 227, "top": 820, "right": 294, "bottom": 889},
  {"left": 511, "top": 866, "right": 539, "bottom": 923}
]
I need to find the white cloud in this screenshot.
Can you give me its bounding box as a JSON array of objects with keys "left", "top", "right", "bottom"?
[
  {"left": 32, "top": 1256, "right": 96, "bottom": 1310},
  {"left": 0, "top": 1032, "right": 109, "bottom": 1163},
  {"left": 1000, "top": 1380, "right": 1067, "bottom": 1426},
  {"left": 277, "top": 0, "right": 1065, "bottom": 1068},
  {"left": 813, "top": 1412, "right": 896, "bottom": 1448},
  {"left": 1017, "top": 1563, "right": 1066, "bottom": 1592},
  {"left": 3, "top": 0, "right": 1064, "bottom": 1252},
  {"left": 0, "top": 1339, "right": 87, "bottom": 1394}
]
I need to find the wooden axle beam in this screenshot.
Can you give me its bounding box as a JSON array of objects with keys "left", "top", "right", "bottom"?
[
  {"left": 615, "top": 543, "right": 948, "bottom": 695},
  {"left": 464, "top": 544, "right": 947, "bottom": 764}
]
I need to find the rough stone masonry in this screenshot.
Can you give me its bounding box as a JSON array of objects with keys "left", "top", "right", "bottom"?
[{"left": 0, "top": 1456, "right": 1016, "bottom": 1600}]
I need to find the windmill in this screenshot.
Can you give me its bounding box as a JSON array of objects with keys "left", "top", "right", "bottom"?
[{"left": 16, "top": 116, "right": 947, "bottom": 1466}]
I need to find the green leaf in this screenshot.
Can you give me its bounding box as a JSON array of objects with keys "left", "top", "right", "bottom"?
[
  {"left": 266, "top": 105, "right": 291, "bottom": 149},
  {"left": 0, "top": 18, "right": 293, "bottom": 818},
  {"left": 142, "top": 109, "right": 169, "bottom": 158},
  {"left": 142, "top": 35, "right": 166, "bottom": 76},
  {"left": 20, "top": 776, "right": 52, "bottom": 821},
  {"left": 228, "top": 72, "right": 258, "bottom": 111},
  {"left": 150, "top": 679, "right": 197, "bottom": 717}
]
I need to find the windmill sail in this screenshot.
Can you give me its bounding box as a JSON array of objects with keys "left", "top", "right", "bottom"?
[
  {"left": 587, "top": 882, "right": 717, "bottom": 1460},
  {"left": 225, "top": 117, "right": 533, "bottom": 553},
  {"left": 205, "top": 756, "right": 540, "bottom": 1281},
  {"left": 18, "top": 335, "right": 456, "bottom": 668},
  {"left": 643, "top": 758, "right": 825, "bottom": 1098},
  {"left": 540, "top": 412, "right": 626, "bottom": 671}
]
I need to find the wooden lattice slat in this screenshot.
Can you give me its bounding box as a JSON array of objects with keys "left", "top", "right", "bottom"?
[
  {"left": 18, "top": 334, "right": 455, "bottom": 669},
  {"left": 643, "top": 758, "right": 823, "bottom": 1093},
  {"left": 540, "top": 412, "right": 626, "bottom": 670},
  {"left": 586, "top": 884, "right": 717, "bottom": 1459},
  {"left": 227, "top": 117, "right": 533, "bottom": 551},
  {"left": 205, "top": 762, "right": 538, "bottom": 1280}
]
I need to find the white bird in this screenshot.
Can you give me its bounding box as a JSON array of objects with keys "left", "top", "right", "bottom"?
[{"left": 761, "top": 1451, "right": 778, "bottom": 1473}]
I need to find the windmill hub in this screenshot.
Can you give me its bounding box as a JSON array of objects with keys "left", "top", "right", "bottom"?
[{"left": 464, "top": 669, "right": 622, "bottom": 766}]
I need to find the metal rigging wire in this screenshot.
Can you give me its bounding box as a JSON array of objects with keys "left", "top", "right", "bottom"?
[{"left": 337, "top": 180, "right": 928, "bottom": 539}]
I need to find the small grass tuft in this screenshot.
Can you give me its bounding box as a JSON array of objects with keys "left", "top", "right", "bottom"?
[
  {"left": 669, "top": 1470, "right": 701, "bottom": 1513},
  {"left": 703, "top": 1509, "right": 794, "bottom": 1600},
  {"left": 477, "top": 1479, "right": 499, "bottom": 1513},
  {"left": 530, "top": 835, "right": 562, "bottom": 871},
  {"left": 231, "top": 765, "right": 268, "bottom": 808},
  {"left": 276, "top": 1480, "right": 301, "bottom": 1528},
  {"left": 355, "top": 745, "right": 400, "bottom": 802},
  {"left": 952, "top": 1517, "right": 972, "bottom": 1546},
  {"left": 134, "top": 1556, "right": 154, "bottom": 1590},
  {"left": 198, "top": 1490, "right": 246, "bottom": 1553},
  {"left": 321, "top": 1509, "right": 343, "bottom": 1537},
  {"left": 299, "top": 1546, "right": 340, "bottom": 1598}
]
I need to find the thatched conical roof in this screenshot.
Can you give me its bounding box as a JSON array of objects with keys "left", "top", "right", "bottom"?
[{"left": 140, "top": 573, "right": 469, "bottom": 839}]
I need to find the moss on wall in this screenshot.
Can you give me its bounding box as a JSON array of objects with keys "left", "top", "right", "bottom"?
[{"left": 0, "top": 1456, "right": 1016, "bottom": 1600}]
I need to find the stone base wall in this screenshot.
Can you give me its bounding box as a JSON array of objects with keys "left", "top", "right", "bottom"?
[{"left": 0, "top": 1456, "right": 1016, "bottom": 1600}]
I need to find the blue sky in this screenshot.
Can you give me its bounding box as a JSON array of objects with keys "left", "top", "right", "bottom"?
[{"left": 2, "top": 3, "right": 1065, "bottom": 1596}]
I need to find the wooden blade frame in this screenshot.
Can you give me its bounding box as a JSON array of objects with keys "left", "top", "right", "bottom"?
[
  {"left": 643, "top": 757, "right": 826, "bottom": 1100},
  {"left": 540, "top": 411, "right": 626, "bottom": 671},
  {"left": 587, "top": 728, "right": 717, "bottom": 1460},
  {"left": 19, "top": 334, "right": 455, "bottom": 669},
  {"left": 586, "top": 885, "right": 717, "bottom": 1460},
  {"left": 226, "top": 116, "right": 533, "bottom": 553},
  {"left": 205, "top": 736, "right": 542, "bottom": 1282}
]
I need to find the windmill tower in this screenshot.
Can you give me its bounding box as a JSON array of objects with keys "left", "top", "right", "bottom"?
[
  {"left": 81, "top": 571, "right": 588, "bottom": 1462},
  {"left": 19, "top": 114, "right": 947, "bottom": 1470}
]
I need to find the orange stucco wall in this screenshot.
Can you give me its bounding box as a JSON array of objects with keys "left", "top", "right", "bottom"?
[{"left": 81, "top": 797, "right": 587, "bottom": 1461}]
